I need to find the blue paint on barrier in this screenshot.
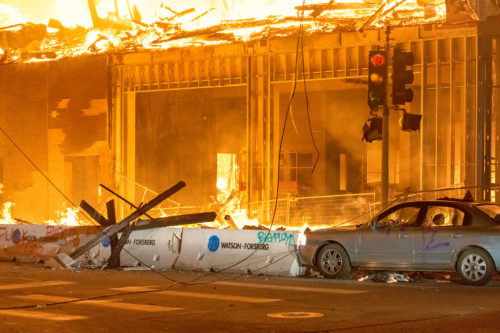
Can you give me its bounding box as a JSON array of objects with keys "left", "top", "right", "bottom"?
[
  {"left": 208, "top": 235, "right": 220, "bottom": 252},
  {"left": 12, "top": 229, "right": 21, "bottom": 244},
  {"left": 102, "top": 237, "right": 111, "bottom": 248}
]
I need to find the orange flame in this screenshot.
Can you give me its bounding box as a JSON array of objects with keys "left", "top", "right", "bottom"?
[
  {"left": 43, "top": 207, "right": 86, "bottom": 226},
  {"left": 0, "top": 202, "right": 17, "bottom": 224},
  {"left": 1, "top": 0, "right": 447, "bottom": 63}
]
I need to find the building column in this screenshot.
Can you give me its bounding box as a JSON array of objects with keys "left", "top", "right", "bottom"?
[{"left": 477, "top": 34, "right": 493, "bottom": 200}]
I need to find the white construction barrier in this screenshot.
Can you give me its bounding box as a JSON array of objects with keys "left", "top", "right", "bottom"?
[
  {"left": 0, "top": 224, "right": 101, "bottom": 262},
  {"left": 1, "top": 224, "right": 305, "bottom": 277},
  {"left": 175, "top": 229, "right": 302, "bottom": 277},
  {"left": 117, "top": 227, "right": 182, "bottom": 268}
]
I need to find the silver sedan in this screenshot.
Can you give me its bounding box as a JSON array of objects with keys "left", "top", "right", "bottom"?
[{"left": 298, "top": 200, "right": 500, "bottom": 285}]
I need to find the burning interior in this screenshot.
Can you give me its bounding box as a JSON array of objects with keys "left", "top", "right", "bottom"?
[{"left": 0, "top": 0, "right": 499, "bottom": 229}]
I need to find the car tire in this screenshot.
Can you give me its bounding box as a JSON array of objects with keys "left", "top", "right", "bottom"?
[
  {"left": 317, "top": 243, "right": 351, "bottom": 279},
  {"left": 457, "top": 248, "right": 494, "bottom": 286}
]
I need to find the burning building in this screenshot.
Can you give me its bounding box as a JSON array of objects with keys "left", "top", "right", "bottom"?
[{"left": 0, "top": 0, "right": 499, "bottom": 227}]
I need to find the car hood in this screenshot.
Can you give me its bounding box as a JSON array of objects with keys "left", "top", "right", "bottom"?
[{"left": 308, "top": 225, "right": 360, "bottom": 233}]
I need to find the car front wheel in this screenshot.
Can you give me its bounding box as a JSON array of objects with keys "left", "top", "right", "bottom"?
[
  {"left": 457, "top": 248, "right": 494, "bottom": 286},
  {"left": 317, "top": 243, "right": 351, "bottom": 279}
]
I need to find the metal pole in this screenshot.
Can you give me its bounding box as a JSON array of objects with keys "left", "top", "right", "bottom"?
[
  {"left": 382, "top": 105, "right": 389, "bottom": 207},
  {"left": 382, "top": 26, "right": 391, "bottom": 207}
]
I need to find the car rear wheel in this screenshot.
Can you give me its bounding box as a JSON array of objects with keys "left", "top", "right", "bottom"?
[
  {"left": 457, "top": 248, "right": 494, "bottom": 286},
  {"left": 317, "top": 243, "right": 351, "bottom": 279}
]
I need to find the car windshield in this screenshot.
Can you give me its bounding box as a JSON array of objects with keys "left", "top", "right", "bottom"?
[{"left": 476, "top": 204, "right": 500, "bottom": 220}]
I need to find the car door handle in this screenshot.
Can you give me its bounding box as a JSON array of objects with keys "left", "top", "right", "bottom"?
[
  {"left": 450, "top": 234, "right": 462, "bottom": 238},
  {"left": 398, "top": 233, "right": 409, "bottom": 239}
]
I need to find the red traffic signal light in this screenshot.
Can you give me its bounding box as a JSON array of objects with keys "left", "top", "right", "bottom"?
[
  {"left": 368, "top": 51, "right": 387, "bottom": 109},
  {"left": 392, "top": 49, "right": 414, "bottom": 105}
]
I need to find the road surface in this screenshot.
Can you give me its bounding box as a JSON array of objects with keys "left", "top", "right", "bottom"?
[{"left": 1, "top": 262, "right": 499, "bottom": 332}]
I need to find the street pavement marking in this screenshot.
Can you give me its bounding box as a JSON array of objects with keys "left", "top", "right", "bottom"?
[
  {"left": 14, "top": 294, "right": 74, "bottom": 302},
  {"left": 214, "top": 281, "right": 367, "bottom": 295},
  {"left": 81, "top": 300, "right": 182, "bottom": 312},
  {"left": 0, "top": 309, "right": 86, "bottom": 321},
  {"left": 110, "top": 286, "right": 159, "bottom": 292},
  {"left": 13, "top": 295, "right": 182, "bottom": 312},
  {"left": 157, "top": 290, "right": 280, "bottom": 303},
  {"left": 0, "top": 280, "right": 74, "bottom": 291}
]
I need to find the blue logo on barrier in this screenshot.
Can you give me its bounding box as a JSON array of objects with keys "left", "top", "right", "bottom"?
[
  {"left": 12, "top": 229, "right": 22, "bottom": 244},
  {"left": 101, "top": 237, "right": 111, "bottom": 248},
  {"left": 208, "top": 235, "right": 220, "bottom": 252}
]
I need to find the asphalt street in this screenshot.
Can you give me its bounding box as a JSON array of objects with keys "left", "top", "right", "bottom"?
[{"left": 1, "top": 262, "right": 499, "bottom": 332}]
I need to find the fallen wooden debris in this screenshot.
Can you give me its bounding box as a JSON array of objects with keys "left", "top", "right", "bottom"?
[
  {"left": 192, "top": 8, "right": 215, "bottom": 22},
  {"left": 134, "top": 212, "right": 217, "bottom": 230},
  {"left": 168, "top": 8, "right": 195, "bottom": 21},
  {"left": 64, "top": 181, "right": 186, "bottom": 262},
  {"left": 295, "top": 2, "right": 379, "bottom": 12},
  {"left": 107, "top": 222, "right": 134, "bottom": 268}
]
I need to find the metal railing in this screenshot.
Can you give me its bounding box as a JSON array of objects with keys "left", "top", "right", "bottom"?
[{"left": 115, "top": 176, "right": 500, "bottom": 230}]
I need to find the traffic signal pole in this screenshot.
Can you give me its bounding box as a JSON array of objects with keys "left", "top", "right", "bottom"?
[
  {"left": 381, "top": 26, "right": 391, "bottom": 208},
  {"left": 382, "top": 105, "right": 389, "bottom": 208}
]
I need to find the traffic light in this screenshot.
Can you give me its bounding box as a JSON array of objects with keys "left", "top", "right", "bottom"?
[
  {"left": 392, "top": 49, "right": 414, "bottom": 105},
  {"left": 400, "top": 111, "right": 422, "bottom": 132},
  {"left": 362, "top": 117, "right": 383, "bottom": 142},
  {"left": 368, "top": 51, "right": 388, "bottom": 109}
]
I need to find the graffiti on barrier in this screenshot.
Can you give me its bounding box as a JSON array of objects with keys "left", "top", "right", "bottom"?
[
  {"left": 0, "top": 227, "right": 28, "bottom": 244},
  {"left": 257, "top": 232, "right": 296, "bottom": 246}
]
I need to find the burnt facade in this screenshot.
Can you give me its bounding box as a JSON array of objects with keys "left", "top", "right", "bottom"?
[
  {"left": 113, "top": 21, "right": 500, "bottom": 217},
  {"left": 0, "top": 55, "right": 112, "bottom": 222},
  {"left": 0, "top": 20, "right": 499, "bottom": 222}
]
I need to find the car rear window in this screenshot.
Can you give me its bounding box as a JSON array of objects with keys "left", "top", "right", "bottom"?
[{"left": 476, "top": 204, "right": 500, "bottom": 219}]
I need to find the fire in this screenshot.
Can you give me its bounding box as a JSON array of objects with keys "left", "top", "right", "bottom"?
[
  {"left": 0, "top": 202, "right": 17, "bottom": 224},
  {"left": 1, "top": 0, "right": 448, "bottom": 64},
  {"left": 0, "top": 196, "right": 89, "bottom": 226},
  {"left": 0, "top": 4, "right": 28, "bottom": 27},
  {"left": 43, "top": 207, "right": 86, "bottom": 226}
]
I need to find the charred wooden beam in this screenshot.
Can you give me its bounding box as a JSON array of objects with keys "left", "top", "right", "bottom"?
[
  {"left": 155, "top": 21, "right": 177, "bottom": 31},
  {"left": 0, "top": 24, "right": 47, "bottom": 50},
  {"left": 162, "top": 4, "right": 179, "bottom": 15},
  {"left": 157, "top": 25, "right": 223, "bottom": 42},
  {"left": 100, "top": 183, "right": 154, "bottom": 219},
  {"left": 0, "top": 23, "right": 26, "bottom": 31},
  {"left": 80, "top": 200, "right": 109, "bottom": 226},
  {"left": 192, "top": 8, "right": 215, "bottom": 22},
  {"left": 295, "top": 3, "right": 378, "bottom": 14},
  {"left": 157, "top": 17, "right": 286, "bottom": 43},
  {"left": 169, "top": 8, "right": 195, "bottom": 21},
  {"left": 203, "top": 32, "right": 236, "bottom": 41},
  {"left": 224, "top": 215, "right": 238, "bottom": 229},
  {"left": 68, "top": 181, "right": 186, "bottom": 260},
  {"left": 132, "top": 20, "right": 149, "bottom": 28},
  {"left": 358, "top": 1, "right": 387, "bottom": 32},
  {"left": 107, "top": 222, "right": 134, "bottom": 268},
  {"left": 106, "top": 200, "right": 119, "bottom": 263},
  {"left": 47, "top": 19, "right": 66, "bottom": 30},
  {"left": 133, "top": 5, "right": 142, "bottom": 23},
  {"left": 134, "top": 212, "right": 217, "bottom": 230},
  {"left": 114, "top": 0, "right": 120, "bottom": 20},
  {"left": 87, "top": 0, "right": 101, "bottom": 28}
]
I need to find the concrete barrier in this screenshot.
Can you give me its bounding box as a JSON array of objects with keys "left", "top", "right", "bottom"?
[
  {"left": 1, "top": 224, "right": 304, "bottom": 277},
  {"left": 118, "top": 227, "right": 182, "bottom": 268},
  {"left": 175, "top": 228, "right": 302, "bottom": 276},
  {"left": 0, "top": 224, "right": 101, "bottom": 262}
]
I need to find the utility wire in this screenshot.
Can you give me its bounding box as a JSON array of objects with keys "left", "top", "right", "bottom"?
[
  {"left": 0, "top": 127, "right": 98, "bottom": 226},
  {"left": 187, "top": 0, "right": 311, "bottom": 282}
]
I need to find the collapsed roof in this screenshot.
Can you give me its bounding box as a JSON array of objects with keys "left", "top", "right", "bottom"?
[{"left": 0, "top": 0, "right": 498, "bottom": 64}]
